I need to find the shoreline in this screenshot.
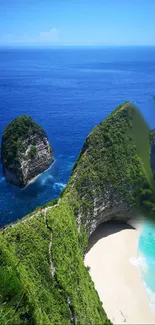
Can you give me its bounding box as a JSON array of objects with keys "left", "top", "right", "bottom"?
[{"left": 84, "top": 220, "right": 155, "bottom": 324}]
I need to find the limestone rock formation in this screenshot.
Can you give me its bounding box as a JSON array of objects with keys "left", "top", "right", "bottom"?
[{"left": 1, "top": 115, "right": 54, "bottom": 187}]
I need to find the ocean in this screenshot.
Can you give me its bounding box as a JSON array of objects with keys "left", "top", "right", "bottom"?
[
  {"left": 0, "top": 46, "right": 155, "bottom": 307},
  {"left": 139, "top": 222, "right": 155, "bottom": 311}
]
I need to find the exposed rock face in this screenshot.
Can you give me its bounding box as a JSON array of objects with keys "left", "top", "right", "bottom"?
[
  {"left": 84, "top": 190, "right": 134, "bottom": 236},
  {"left": 1, "top": 116, "right": 54, "bottom": 187},
  {"left": 4, "top": 135, "right": 53, "bottom": 187},
  {"left": 75, "top": 183, "right": 135, "bottom": 237}
]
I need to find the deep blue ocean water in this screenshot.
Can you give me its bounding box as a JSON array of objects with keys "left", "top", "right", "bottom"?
[{"left": 0, "top": 46, "right": 155, "bottom": 306}]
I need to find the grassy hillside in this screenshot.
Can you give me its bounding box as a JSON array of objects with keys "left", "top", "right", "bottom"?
[
  {"left": 128, "top": 105, "right": 152, "bottom": 183},
  {"left": 0, "top": 203, "right": 111, "bottom": 325},
  {"left": 0, "top": 102, "right": 155, "bottom": 324}
]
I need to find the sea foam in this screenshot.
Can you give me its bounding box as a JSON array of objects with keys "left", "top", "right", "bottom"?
[
  {"left": 53, "top": 182, "right": 66, "bottom": 190},
  {"left": 129, "top": 254, "right": 148, "bottom": 273}
]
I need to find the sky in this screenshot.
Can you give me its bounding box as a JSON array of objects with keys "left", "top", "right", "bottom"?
[{"left": 0, "top": 0, "right": 155, "bottom": 46}]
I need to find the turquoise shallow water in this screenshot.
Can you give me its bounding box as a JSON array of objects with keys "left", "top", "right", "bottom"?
[{"left": 138, "top": 222, "right": 155, "bottom": 311}]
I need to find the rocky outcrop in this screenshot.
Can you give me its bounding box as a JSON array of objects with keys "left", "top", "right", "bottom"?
[
  {"left": 84, "top": 189, "right": 134, "bottom": 236},
  {"left": 74, "top": 183, "right": 135, "bottom": 237},
  {"left": 1, "top": 116, "right": 54, "bottom": 187}
]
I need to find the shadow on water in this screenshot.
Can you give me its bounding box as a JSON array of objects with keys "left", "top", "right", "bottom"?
[{"left": 86, "top": 220, "right": 135, "bottom": 253}]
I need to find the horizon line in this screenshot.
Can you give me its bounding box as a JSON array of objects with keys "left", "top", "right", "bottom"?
[{"left": 0, "top": 44, "right": 155, "bottom": 49}]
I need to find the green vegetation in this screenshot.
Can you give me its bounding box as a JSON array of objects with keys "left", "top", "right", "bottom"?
[
  {"left": 29, "top": 145, "right": 37, "bottom": 159},
  {"left": 1, "top": 115, "right": 46, "bottom": 170},
  {"left": 1, "top": 102, "right": 155, "bottom": 324},
  {"left": 66, "top": 102, "right": 155, "bottom": 224},
  {"left": 0, "top": 203, "right": 111, "bottom": 325},
  {"left": 129, "top": 105, "right": 152, "bottom": 183},
  {"left": 42, "top": 198, "right": 59, "bottom": 208}
]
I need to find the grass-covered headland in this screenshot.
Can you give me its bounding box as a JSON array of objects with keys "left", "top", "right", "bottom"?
[
  {"left": 0, "top": 102, "right": 155, "bottom": 324},
  {"left": 65, "top": 102, "right": 155, "bottom": 230}
]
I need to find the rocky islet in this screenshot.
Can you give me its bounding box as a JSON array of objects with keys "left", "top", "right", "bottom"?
[{"left": 1, "top": 115, "right": 54, "bottom": 188}]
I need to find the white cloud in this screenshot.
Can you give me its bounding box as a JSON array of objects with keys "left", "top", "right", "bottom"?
[
  {"left": 39, "top": 28, "right": 59, "bottom": 43},
  {"left": 14, "top": 34, "right": 34, "bottom": 44},
  {"left": 0, "top": 28, "right": 60, "bottom": 45}
]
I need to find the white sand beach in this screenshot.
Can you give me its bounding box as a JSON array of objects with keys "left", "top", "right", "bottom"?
[{"left": 84, "top": 220, "right": 155, "bottom": 324}]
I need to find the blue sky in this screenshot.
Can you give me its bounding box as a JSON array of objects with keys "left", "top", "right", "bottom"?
[{"left": 0, "top": 0, "right": 155, "bottom": 46}]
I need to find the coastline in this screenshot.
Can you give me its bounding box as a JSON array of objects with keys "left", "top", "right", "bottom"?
[{"left": 84, "top": 220, "right": 155, "bottom": 324}]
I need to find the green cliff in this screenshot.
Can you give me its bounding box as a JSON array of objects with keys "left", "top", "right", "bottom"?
[
  {"left": 0, "top": 102, "right": 155, "bottom": 325},
  {"left": 65, "top": 101, "right": 155, "bottom": 234}
]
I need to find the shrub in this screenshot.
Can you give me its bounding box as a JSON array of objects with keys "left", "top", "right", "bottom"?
[{"left": 29, "top": 145, "right": 37, "bottom": 159}]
